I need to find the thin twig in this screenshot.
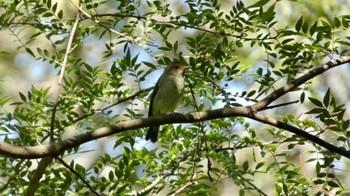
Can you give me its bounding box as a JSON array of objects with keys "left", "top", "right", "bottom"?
[
  {"left": 1, "top": 56, "right": 350, "bottom": 160},
  {"left": 246, "top": 181, "right": 268, "bottom": 196},
  {"left": 264, "top": 100, "right": 299, "bottom": 110},
  {"left": 39, "top": 87, "right": 154, "bottom": 142},
  {"left": 170, "top": 180, "right": 198, "bottom": 196},
  {"left": 198, "top": 73, "right": 232, "bottom": 106},
  {"left": 186, "top": 78, "right": 200, "bottom": 182},
  {"left": 71, "top": 87, "right": 153, "bottom": 124},
  {"left": 100, "top": 87, "right": 153, "bottom": 112},
  {"left": 56, "top": 157, "right": 100, "bottom": 196},
  {"left": 90, "top": 14, "right": 279, "bottom": 41},
  {"left": 69, "top": 0, "right": 134, "bottom": 42},
  {"left": 257, "top": 55, "right": 350, "bottom": 110},
  {"left": 26, "top": 4, "right": 82, "bottom": 196},
  {"left": 187, "top": 78, "right": 213, "bottom": 182},
  {"left": 137, "top": 152, "right": 190, "bottom": 195},
  {"left": 50, "top": 3, "right": 81, "bottom": 142}
]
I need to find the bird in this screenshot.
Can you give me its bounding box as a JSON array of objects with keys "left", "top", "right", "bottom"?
[{"left": 146, "top": 62, "right": 187, "bottom": 142}]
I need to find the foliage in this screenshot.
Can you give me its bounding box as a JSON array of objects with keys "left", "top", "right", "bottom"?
[{"left": 0, "top": 0, "right": 350, "bottom": 195}]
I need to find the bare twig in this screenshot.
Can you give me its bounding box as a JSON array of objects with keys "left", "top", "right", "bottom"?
[
  {"left": 69, "top": 0, "right": 133, "bottom": 42},
  {"left": 0, "top": 56, "right": 350, "bottom": 161},
  {"left": 56, "top": 157, "right": 100, "bottom": 196},
  {"left": 26, "top": 4, "right": 83, "bottom": 195},
  {"left": 89, "top": 14, "right": 279, "bottom": 41},
  {"left": 50, "top": 2, "right": 81, "bottom": 142},
  {"left": 187, "top": 78, "right": 213, "bottom": 182},
  {"left": 137, "top": 153, "right": 189, "bottom": 195},
  {"left": 39, "top": 87, "right": 153, "bottom": 142},
  {"left": 187, "top": 78, "right": 200, "bottom": 182},
  {"left": 246, "top": 181, "right": 268, "bottom": 196},
  {"left": 1, "top": 106, "right": 349, "bottom": 159},
  {"left": 255, "top": 55, "right": 350, "bottom": 110},
  {"left": 264, "top": 100, "right": 299, "bottom": 110},
  {"left": 71, "top": 87, "right": 153, "bottom": 124},
  {"left": 170, "top": 180, "right": 198, "bottom": 196}
]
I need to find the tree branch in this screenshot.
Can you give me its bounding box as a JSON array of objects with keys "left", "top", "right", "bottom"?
[
  {"left": 56, "top": 157, "right": 100, "bottom": 196},
  {"left": 71, "top": 87, "right": 153, "bottom": 124},
  {"left": 26, "top": 3, "right": 82, "bottom": 195},
  {"left": 0, "top": 105, "right": 349, "bottom": 159},
  {"left": 69, "top": 0, "right": 134, "bottom": 41},
  {"left": 250, "top": 113, "right": 350, "bottom": 158},
  {"left": 50, "top": 2, "right": 81, "bottom": 142},
  {"left": 255, "top": 55, "right": 350, "bottom": 110},
  {"left": 0, "top": 56, "right": 349, "bottom": 161},
  {"left": 137, "top": 152, "right": 190, "bottom": 195},
  {"left": 89, "top": 14, "right": 278, "bottom": 41},
  {"left": 25, "top": 157, "right": 53, "bottom": 196},
  {"left": 0, "top": 107, "right": 249, "bottom": 159}
]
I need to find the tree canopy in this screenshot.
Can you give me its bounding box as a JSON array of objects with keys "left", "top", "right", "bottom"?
[{"left": 0, "top": 0, "right": 350, "bottom": 195}]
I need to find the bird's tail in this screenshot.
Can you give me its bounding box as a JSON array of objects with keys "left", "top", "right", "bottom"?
[{"left": 146, "top": 126, "right": 159, "bottom": 142}]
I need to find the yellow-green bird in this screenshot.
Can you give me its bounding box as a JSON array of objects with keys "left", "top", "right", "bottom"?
[{"left": 146, "top": 62, "right": 187, "bottom": 142}]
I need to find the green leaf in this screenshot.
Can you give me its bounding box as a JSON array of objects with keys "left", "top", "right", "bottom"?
[
  {"left": 255, "top": 162, "right": 264, "bottom": 170},
  {"left": 58, "top": 10, "right": 63, "bottom": 19},
  {"left": 327, "top": 181, "right": 339, "bottom": 187},
  {"left": 342, "top": 16, "right": 349, "bottom": 28},
  {"left": 302, "top": 19, "right": 309, "bottom": 34},
  {"left": 313, "top": 179, "right": 324, "bottom": 184},
  {"left": 174, "top": 40, "right": 178, "bottom": 51},
  {"left": 295, "top": 16, "right": 303, "bottom": 32},
  {"left": 19, "top": 92, "right": 26, "bottom": 102},
  {"left": 0, "top": 96, "right": 12, "bottom": 106},
  {"left": 323, "top": 88, "right": 330, "bottom": 108},
  {"left": 52, "top": 2, "right": 57, "bottom": 12},
  {"left": 247, "top": 90, "right": 256, "bottom": 97},
  {"left": 25, "top": 47, "right": 35, "bottom": 57},
  {"left": 0, "top": 50, "right": 10, "bottom": 55},
  {"left": 243, "top": 161, "right": 249, "bottom": 171},
  {"left": 275, "top": 183, "right": 282, "bottom": 194},
  {"left": 300, "top": 91, "right": 305, "bottom": 103},
  {"left": 308, "top": 97, "right": 323, "bottom": 107},
  {"left": 248, "top": 0, "right": 270, "bottom": 8},
  {"left": 310, "top": 21, "right": 318, "bottom": 36},
  {"left": 316, "top": 161, "right": 321, "bottom": 174},
  {"left": 334, "top": 17, "right": 341, "bottom": 28},
  {"left": 342, "top": 120, "right": 350, "bottom": 130}
]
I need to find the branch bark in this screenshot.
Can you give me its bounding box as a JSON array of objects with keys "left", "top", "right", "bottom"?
[
  {"left": 255, "top": 55, "right": 350, "bottom": 110},
  {"left": 0, "top": 56, "right": 349, "bottom": 160},
  {"left": 26, "top": 2, "right": 82, "bottom": 195},
  {"left": 1, "top": 105, "right": 350, "bottom": 159}
]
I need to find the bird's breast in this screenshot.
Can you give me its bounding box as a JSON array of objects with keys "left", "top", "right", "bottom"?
[{"left": 152, "top": 76, "right": 184, "bottom": 115}]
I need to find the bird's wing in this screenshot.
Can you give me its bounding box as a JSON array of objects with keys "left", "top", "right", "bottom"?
[{"left": 148, "top": 80, "right": 160, "bottom": 117}]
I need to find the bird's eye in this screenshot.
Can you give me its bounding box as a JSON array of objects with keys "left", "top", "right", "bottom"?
[{"left": 175, "top": 65, "right": 179, "bottom": 69}]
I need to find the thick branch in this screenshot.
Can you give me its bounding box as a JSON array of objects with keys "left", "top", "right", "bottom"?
[
  {"left": 1, "top": 56, "right": 350, "bottom": 160},
  {"left": 0, "top": 107, "right": 249, "bottom": 159},
  {"left": 0, "top": 106, "right": 349, "bottom": 160},
  {"left": 254, "top": 55, "right": 350, "bottom": 110},
  {"left": 251, "top": 114, "right": 350, "bottom": 159},
  {"left": 25, "top": 157, "right": 53, "bottom": 196}
]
